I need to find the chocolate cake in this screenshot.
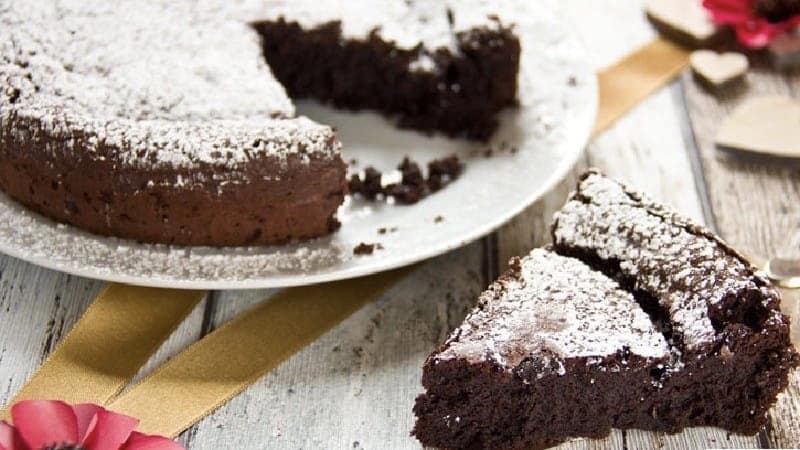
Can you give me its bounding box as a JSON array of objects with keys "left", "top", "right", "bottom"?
[
  {"left": 0, "top": 0, "right": 346, "bottom": 246},
  {"left": 413, "top": 171, "right": 798, "bottom": 449},
  {"left": 0, "top": 0, "right": 520, "bottom": 246},
  {"left": 252, "top": 1, "right": 520, "bottom": 141}
]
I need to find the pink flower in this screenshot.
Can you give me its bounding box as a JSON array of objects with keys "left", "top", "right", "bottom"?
[
  {"left": 703, "top": 0, "right": 800, "bottom": 47},
  {"left": 0, "top": 400, "right": 184, "bottom": 450}
]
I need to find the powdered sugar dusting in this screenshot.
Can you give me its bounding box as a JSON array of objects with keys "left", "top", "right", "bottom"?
[
  {"left": 243, "top": 0, "right": 455, "bottom": 51},
  {"left": 436, "top": 249, "right": 668, "bottom": 370},
  {"left": 0, "top": 0, "right": 338, "bottom": 171},
  {"left": 553, "top": 171, "right": 778, "bottom": 352},
  {"left": 241, "top": 0, "right": 514, "bottom": 72}
]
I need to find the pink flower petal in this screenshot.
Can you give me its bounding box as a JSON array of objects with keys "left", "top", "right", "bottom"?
[
  {"left": 703, "top": 0, "right": 753, "bottom": 23},
  {"left": 11, "top": 400, "right": 79, "bottom": 449},
  {"left": 735, "top": 18, "right": 795, "bottom": 47},
  {"left": 71, "top": 403, "right": 103, "bottom": 442},
  {"left": 121, "top": 432, "right": 185, "bottom": 450},
  {"left": 703, "top": 0, "right": 800, "bottom": 47},
  {"left": 81, "top": 408, "right": 138, "bottom": 450},
  {"left": 0, "top": 421, "right": 27, "bottom": 450}
]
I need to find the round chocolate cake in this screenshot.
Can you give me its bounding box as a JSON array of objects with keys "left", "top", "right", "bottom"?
[{"left": 0, "top": 0, "right": 520, "bottom": 246}]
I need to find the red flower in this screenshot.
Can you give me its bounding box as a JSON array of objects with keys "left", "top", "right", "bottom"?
[
  {"left": 703, "top": 0, "right": 800, "bottom": 47},
  {"left": 0, "top": 400, "right": 184, "bottom": 450}
]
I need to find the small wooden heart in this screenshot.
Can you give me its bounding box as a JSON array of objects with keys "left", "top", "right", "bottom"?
[
  {"left": 646, "top": 0, "right": 719, "bottom": 47},
  {"left": 690, "top": 50, "right": 749, "bottom": 88},
  {"left": 716, "top": 96, "right": 800, "bottom": 158}
]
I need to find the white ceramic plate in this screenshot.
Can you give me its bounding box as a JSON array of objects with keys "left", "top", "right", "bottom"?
[{"left": 0, "top": 2, "right": 596, "bottom": 289}]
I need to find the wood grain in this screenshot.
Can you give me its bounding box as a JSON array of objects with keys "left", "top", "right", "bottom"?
[
  {"left": 0, "top": 262, "right": 102, "bottom": 406},
  {"left": 179, "top": 243, "right": 487, "bottom": 449},
  {"left": 681, "top": 64, "right": 800, "bottom": 449}
]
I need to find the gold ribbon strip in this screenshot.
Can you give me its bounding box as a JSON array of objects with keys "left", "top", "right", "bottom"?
[
  {"left": 593, "top": 37, "right": 690, "bottom": 136},
  {"left": 107, "top": 268, "right": 410, "bottom": 438},
  {"left": 0, "top": 285, "right": 203, "bottom": 420},
  {"left": 2, "top": 36, "right": 691, "bottom": 438}
]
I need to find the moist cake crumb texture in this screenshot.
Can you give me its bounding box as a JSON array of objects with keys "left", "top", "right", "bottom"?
[{"left": 348, "top": 155, "right": 464, "bottom": 205}]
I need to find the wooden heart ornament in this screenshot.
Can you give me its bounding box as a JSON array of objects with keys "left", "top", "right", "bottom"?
[
  {"left": 646, "top": 0, "right": 720, "bottom": 47},
  {"left": 690, "top": 50, "right": 749, "bottom": 89},
  {"left": 716, "top": 96, "right": 800, "bottom": 158}
]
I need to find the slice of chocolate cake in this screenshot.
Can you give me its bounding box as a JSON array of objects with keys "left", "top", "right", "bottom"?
[
  {"left": 413, "top": 249, "right": 672, "bottom": 449},
  {"left": 252, "top": 0, "right": 520, "bottom": 141},
  {"left": 552, "top": 170, "right": 798, "bottom": 433},
  {"left": 414, "top": 171, "right": 798, "bottom": 449}
]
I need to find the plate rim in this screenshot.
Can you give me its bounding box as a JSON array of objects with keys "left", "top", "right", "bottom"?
[
  {"left": 0, "top": 19, "right": 598, "bottom": 290},
  {"left": 0, "top": 93, "right": 596, "bottom": 290}
]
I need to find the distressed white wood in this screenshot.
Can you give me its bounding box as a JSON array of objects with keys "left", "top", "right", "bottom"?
[
  {"left": 182, "top": 243, "right": 486, "bottom": 450},
  {"left": 0, "top": 258, "right": 102, "bottom": 406}
]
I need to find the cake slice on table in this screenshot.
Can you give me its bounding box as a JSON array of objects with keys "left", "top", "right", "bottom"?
[
  {"left": 552, "top": 170, "right": 798, "bottom": 433},
  {"left": 413, "top": 248, "right": 674, "bottom": 449},
  {"left": 413, "top": 170, "right": 798, "bottom": 449}
]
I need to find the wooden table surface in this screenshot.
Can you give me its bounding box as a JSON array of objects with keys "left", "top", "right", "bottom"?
[{"left": 1, "top": 1, "right": 798, "bottom": 448}]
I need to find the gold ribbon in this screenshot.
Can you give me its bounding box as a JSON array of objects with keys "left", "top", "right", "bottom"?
[
  {"left": 594, "top": 37, "right": 690, "bottom": 136},
  {"left": 0, "top": 285, "right": 203, "bottom": 420},
  {"left": 1, "top": 37, "right": 690, "bottom": 436},
  {"left": 107, "top": 268, "right": 410, "bottom": 437}
]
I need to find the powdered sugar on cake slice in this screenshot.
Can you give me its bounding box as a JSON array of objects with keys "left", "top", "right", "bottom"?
[
  {"left": 435, "top": 248, "right": 669, "bottom": 370},
  {"left": 553, "top": 170, "right": 783, "bottom": 352}
]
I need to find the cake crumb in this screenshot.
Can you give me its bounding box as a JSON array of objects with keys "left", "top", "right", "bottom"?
[
  {"left": 353, "top": 242, "right": 383, "bottom": 255},
  {"left": 434, "top": 215, "right": 445, "bottom": 223},
  {"left": 348, "top": 167, "right": 383, "bottom": 200},
  {"left": 348, "top": 155, "right": 464, "bottom": 205},
  {"left": 428, "top": 155, "right": 464, "bottom": 192}
]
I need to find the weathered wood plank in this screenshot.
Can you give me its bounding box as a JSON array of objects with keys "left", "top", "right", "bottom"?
[
  {"left": 681, "top": 65, "right": 800, "bottom": 449},
  {"left": 181, "top": 243, "right": 487, "bottom": 449},
  {"left": 0, "top": 255, "right": 102, "bottom": 407},
  {"left": 0, "top": 253, "right": 209, "bottom": 408}
]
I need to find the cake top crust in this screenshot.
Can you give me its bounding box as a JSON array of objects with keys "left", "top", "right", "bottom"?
[
  {"left": 245, "top": 0, "right": 453, "bottom": 50},
  {"left": 0, "top": 0, "right": 338, "bottom": 170},
  {"left": 553, "top": 170, "right": 779, "bottom": 352},
  {"left": 242, "top": 0, "right": 511, "bottom": 52},
  {"left": 435, "top": 249, "right": 669, "bottom": 371}
]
